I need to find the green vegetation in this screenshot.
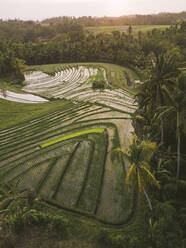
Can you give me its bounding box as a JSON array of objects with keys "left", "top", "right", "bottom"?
[
  {"left": 115, "top": 136, "right": 160, "bottom": 210},
  {"left": 86, "top": 25, "right": 170, "bottom": 36},
  {"left": 0, "top": 183, "right": 147, "bottom": 248},
  {"left": 0, "top": 77, "right": 25, "bottom": 93},
  {"left": 41, "top": 12, "right": 186, "bottom": 26},
  {"left": 40, "top": 128, "right": 105, "bottom": 148},
  {"left": 0, "top": 17, "right": 186, "bottom": 248},
  {"left": 131, "top": 54, "right": 186, "bottom": 247},
  {"left": 90, "top": 70, "right": 107, "bottom": 90},
  {"left": 0, "top": 103, "right": 133, "bottom": 225},
  {"left": 0, "top": 49, "right": 25, "bottom": 82},
  {"left": 0, "top": 98, "right": 71, "bottom": 130},
  {"left": 87, "top": 25, "right": 123, "bottom": 34},
  {"left": 101, "top": 63, "right": 138, "bottom": 93}
]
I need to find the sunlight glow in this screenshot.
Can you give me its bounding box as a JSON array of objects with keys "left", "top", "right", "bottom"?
[{"left": 0, "top": 0, "right": 185, "bottom": 20}]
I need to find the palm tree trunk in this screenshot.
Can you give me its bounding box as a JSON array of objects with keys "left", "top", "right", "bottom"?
[
  {"left": 160, "top": 117, "right": 164, "bottom": 144},
  {"left": 159, "top": 88, "right": 164, "bottom": 143},
  {"left": 157, "top": 86, "right": 164, "bottom": 143},
  {"left": 143, "top": 188, "right": 152, "bottom": 211},
  {"left": 176, "top": 110, "right": 181, "bottom": 179}
]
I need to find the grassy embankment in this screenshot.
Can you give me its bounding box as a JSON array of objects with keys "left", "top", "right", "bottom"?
[{"left": 40, "top": 128, "right": 105, "bottom": 148}]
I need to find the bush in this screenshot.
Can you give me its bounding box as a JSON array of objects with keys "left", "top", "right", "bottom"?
[
  {"left": 92, "top": 79, "right": 106, "bottom": 90},
  {"left": 52, "top": 216, "right": 69, "bottom": 238},
  {"left": 89, "top": 69, "right": 107, "bottom": 90},
  {"left": 151, "top": 201, "right": 183, "bottom": 248},
  {"left": 96, "top": 228, "right": 137, "bottom": 248}
]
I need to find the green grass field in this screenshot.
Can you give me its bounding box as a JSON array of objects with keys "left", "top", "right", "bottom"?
[
  {"left": 0, "top": 98, "right": 71, "bottom": 130},
  {"left": 86, "top": 25, "right": 170, "bottom": 36}
]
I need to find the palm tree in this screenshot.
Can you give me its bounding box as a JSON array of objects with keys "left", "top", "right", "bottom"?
[
  {"left": 158, "top": 71, "right": 186, "bottom": 179},
  {"left": 140, "top": 51, "right": 180, "bottom": 143},
  {"left": 115, "top": 136, "right": 160, "bottom": 210}
]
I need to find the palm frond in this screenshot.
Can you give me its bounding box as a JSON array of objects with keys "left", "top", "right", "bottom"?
[
  {"left": 161, "top": 85, "right": 175, "bottom": 102},
  {"left": 113, "top": 147, "right": 130, "bottom": 161},
  {"left": 141, "top": 165, "right": 160, "bottom": 189},
  {"left": 157, "top": 106, "right": 175, "bottom": 120},
  {"left": 125, "top": 163, "right": 136, "bottom": 185},
  {"left": 113, "top": 147, "right": 126, "bottom": 154},
  {"left": 141, "top": 161, "right": 150, "bottom": 170},
  {"left": 140, "top": 141, "right": 157, "bottom": 162}
]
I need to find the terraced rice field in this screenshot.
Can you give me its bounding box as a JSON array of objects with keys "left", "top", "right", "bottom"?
[
  {"left": 0, "top": 89, "right": 48, "bottom": 103},
  {"left": 0, "top": 64, "right": 137, "bottom": 225},
  {"left": 24, "top": 64, "right": 137, "bottom": 111}
]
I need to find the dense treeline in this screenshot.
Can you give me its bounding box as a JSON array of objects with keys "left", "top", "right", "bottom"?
[
  {"left": 128, "top": 24, "right": 186, "bottom": 246},
  {"left": 0, "top": 49, "right": 25, "bottom": 81},
  {"left": 130, "top": 53, "right": 186, "bottom": 247},
  {"left": 0, "top": 19, "right": 84, "bottom": 42},
  {"left": 1, "top": 19, "right": 186, "bottom": 70},
  {"left": 43, "top": 11, "right": 186, "bottom": 26}
]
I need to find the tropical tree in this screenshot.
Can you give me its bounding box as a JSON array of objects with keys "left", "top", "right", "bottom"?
[
  {"left": 158, "top": 71, "right": 186, "bottom": 179},
  {"left": 140, "top": 51, "right": 180, "bottom": 143},
  {"left": 115, "top": 136, "right": 160, "bottom": 210}
]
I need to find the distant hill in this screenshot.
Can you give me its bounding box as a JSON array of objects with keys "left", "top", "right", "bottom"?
[{"left": 42, "top": 11, "right": 186, "bottom": 26}]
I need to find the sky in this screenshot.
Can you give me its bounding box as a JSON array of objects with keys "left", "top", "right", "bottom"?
[{"left": 0, "top": 0, "right": 186, "bottom": 20}]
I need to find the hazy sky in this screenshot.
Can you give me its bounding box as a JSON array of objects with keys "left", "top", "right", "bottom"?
[{"left": 0, "top": 0, "right": 186, "bottom": 20}]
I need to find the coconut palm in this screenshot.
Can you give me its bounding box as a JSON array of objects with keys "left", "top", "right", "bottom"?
[
  {"left": 158, "top": 71, "right": 186, "bottom": 179},
  {"left": 140, "top": 51, "right": 180, "bottom": 143},
  {"left": 115, "top": 136, "right": 160, "bottom": 210},
  {"left": 135, "top": 88, "right": 151, "bottom": 112}
]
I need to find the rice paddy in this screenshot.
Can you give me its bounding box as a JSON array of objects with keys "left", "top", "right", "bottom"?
[{"left": 0, "top": 63, "right": 137, "bottom": 225}]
